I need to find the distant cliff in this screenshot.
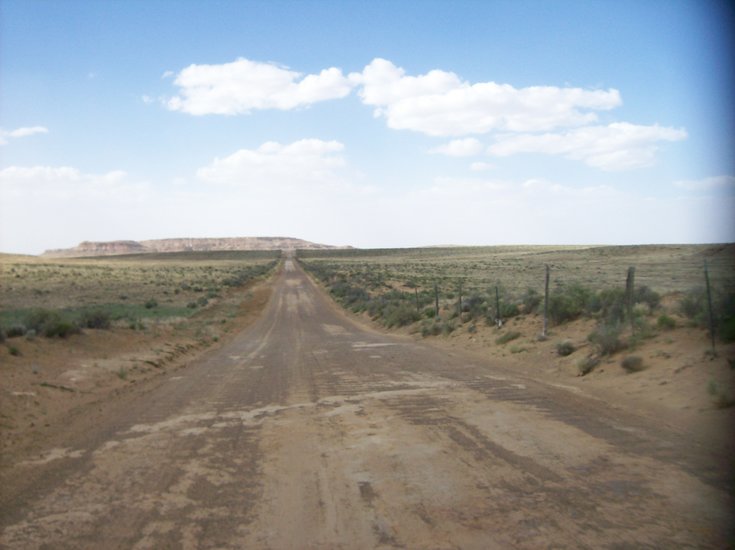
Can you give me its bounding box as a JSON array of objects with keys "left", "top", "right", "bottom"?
[{"left": 42, "top": 237, "right": 346, "bottom": 257}]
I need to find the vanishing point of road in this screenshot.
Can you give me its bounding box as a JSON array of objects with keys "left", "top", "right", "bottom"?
[{"left": 1, "top": 259, "right": 732, "bottom": 548}]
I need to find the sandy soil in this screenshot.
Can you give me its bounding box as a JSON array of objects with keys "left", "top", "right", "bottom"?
[
  {"left": 0, "top": 279, "right": 273, "bottom": 462},
  {"left": 421, "top": 313, "right": 735, "bottom": 448},
  {"left": 1, "top": 261, "right": 733, "bottom": 548}
]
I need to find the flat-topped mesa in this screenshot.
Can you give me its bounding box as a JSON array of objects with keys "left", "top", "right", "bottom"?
[
  {"left": 141, "top": 237, "right": 334, "bottom": 253},
  {"left": 42, "top": 240, "right": 149, "bottom": 257},
  {"left": 41, "top": 237, "right": 346, "bottom": 257}
]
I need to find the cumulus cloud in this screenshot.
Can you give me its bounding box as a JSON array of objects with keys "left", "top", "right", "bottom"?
[
  {"left": 196, "top": 139, "right": 348, "bottom": 187},
  {"left": 487, "top": 123, "right": 687, "bottom": 170},
  {"left": 430, "top": 138, "right": 484, "bottom": 157},
  {"left": 160, "top": 56, "right": 684, "bottom": 170},
  {"left": 166, "top": 58, "right": 355, "bottom": 115},
  {"left": 0, "top": 126, "right": 48, "bottom": 145},
  {"left": 353, "top": 58, "right": 621, "bottom": 136},
  {"left": 674, "top": 175, "right": 735, "bottom": 193}
]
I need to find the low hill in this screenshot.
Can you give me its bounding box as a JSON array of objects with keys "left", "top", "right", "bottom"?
[{"left": 42, "top": 237, "right": 346, "bottom": 258}]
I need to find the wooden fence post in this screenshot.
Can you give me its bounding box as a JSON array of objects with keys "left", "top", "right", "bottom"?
[
  {"left": 495, "top": 286, "right": 501, "bottom": 327},
  {"left": 434, "top": 283, "right": 440, "bottom": 319},
  {"left": 626, "top": 266, "right": 636, "bottom": 333},
  {"left": 458, "top": 280, "right": 463, "bottom": 315},
  {"left": 704, "top": 260, "right": 717, "bottom": 355},
  {"left": 415, "top": 287, "right": 420, "bottom": 314},
  {"left": 543, "top": 264, "right": 550, "bottom": 338}
]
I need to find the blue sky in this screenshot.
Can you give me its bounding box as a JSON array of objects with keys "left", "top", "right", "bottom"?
[{"left": 1, "top": 0, "right": 733, "bottom": 254}]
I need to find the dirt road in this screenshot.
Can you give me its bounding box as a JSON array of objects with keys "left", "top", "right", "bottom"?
[{"left": 1, "top": 260, "right": 732, "bottom": 548}]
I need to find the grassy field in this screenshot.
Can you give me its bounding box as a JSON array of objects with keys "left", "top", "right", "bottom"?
[
  {"left": 298, "top": 244, "right": 735, "bottom": 295},
  {"left": 298, "top": 244, "right": 735, "bottom": 340},
  {"left": 0, "top": 250, "right": 280, "bottom": 336}
]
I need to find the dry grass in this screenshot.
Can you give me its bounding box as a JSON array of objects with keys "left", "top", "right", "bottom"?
[
  {"left": 0, "top": 250, "right": 279, "bottom": 332},
  {"left": 299, "top": 244, "right": 735, "bottom": 298}
]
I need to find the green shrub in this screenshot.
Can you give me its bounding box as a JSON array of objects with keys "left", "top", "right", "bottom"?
[
  {"left": 8, "top": 345, "right": 21, "bottom": 356},
  {"left": 596, "top": 288, "right": 626, "bottom": 324},
  {"left": 0, "top": 328, "right": 5, "bottom": 343},
  {"left": 707, "top": 379, "right": 735, "bottom": 408},
  {"left": 721, "top": 316, "right": 735, "bottom": 343},
  {"left": 383, "top": 303, "right": 420, "bottom": 328},
  {"left": 144, "top": 299, "right": 158, "bottom": 309},
  {"left": 79, "top": 309, "right": 111, "bottom": 329},
  {"left": 45, "top": 320, "right": 81, "bottom": 338},
  {"left": 6, "top": 325, "right": 26, "bottom": 338},
  {"left": 718, "top": 292, "right": 735, "bottom": 342},
  {"left": 441, "top": 320, "right": 456, "bottom": 335},
  {"left": 621, "top": 355, "right": 645, "bottom": 373},
  {"left": 588, "top": 323, "right": 623, "bottom": 355},
  {"left": 679, "top": 288, "right": 705, "bottom": 322},
  {"left": 496, "top": 331, "right": 521, "bottom": 345},
  {"left": 421, "top": 320, "right": 442, "bottom": 337},
  {"left": 635, "top": 286, "right": 661, "bottom": 310},
  {"left": 556, "top": 340, "right": 575, "bottom": 356},
  {"left": 629, "top": 318, "right": 656, "bottom": 348},
  {"left": 499, "top": 302, "right": 520, "bottom": 319},
  {"left": 548, "top": 283, "right": 594, "bottom": 324},
  {"left": 677, "top": 289, "right": 734, "bottom": 342},
  {"left": 656, "top": 314, "right": 676, "bottom": 330},
  {"left": 24, "top": 309, "right": 56, "bottom": 333},
  {"left": 521, "top": 288, "right": 541, "bottom": 313},
  {"left": 23, "top": 309, "right": 80, "bottom": 338},
  {"left": 577, "top": 356, "right": 599, "bottom": 376},
  {"left": 461, "top": 295, "right": 487, "bottom": 319}
]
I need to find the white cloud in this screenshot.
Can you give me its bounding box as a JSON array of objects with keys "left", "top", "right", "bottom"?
[
  {"left": 488, "top": 123, "right": 687, "bottom": 170},
  {"left": 470, "top": 161, "right": 494, "bottom": 172},
  {"left": 354, "top": 58, "right": 621, "bottom": 136},
  {"left": 196, "top": 139, "right": 348, "bottom": 187},
  {"left": 0, "top": 126, "right": 49, "bottom": 145},
  {"left": 430, "top": 138, "right": 484, "bottom": 157},
  {"left": 166, "top": 58, "right": 355, "bottom": 115},
  {"left": 160, "top": 57, "right": 683, "bottom": 171},
  {"left": 674, "top": 175, "right": 735, "bottom": 193}
]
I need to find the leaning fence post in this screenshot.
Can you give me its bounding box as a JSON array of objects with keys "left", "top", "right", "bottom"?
[
  {"left": 704, "top": 260, "right": 717, "bottom": 355},
  {"left": 543, "top": 264, "right": 550, "bottom": 338},
  {"left": 626, "top": 266, "right": 636, "bottom": 333}
]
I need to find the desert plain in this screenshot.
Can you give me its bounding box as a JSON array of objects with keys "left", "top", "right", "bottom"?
[{"left": 0, "top": 243, "right": 733, "bottom": 548}]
